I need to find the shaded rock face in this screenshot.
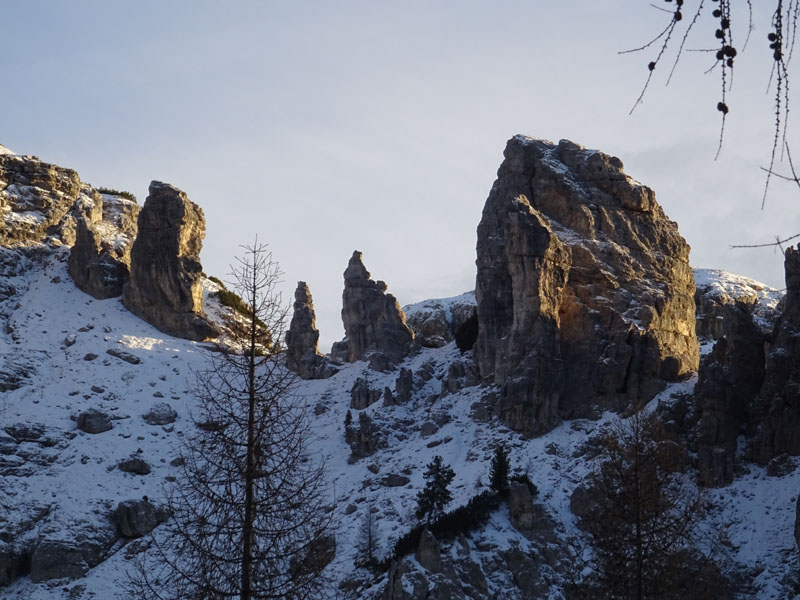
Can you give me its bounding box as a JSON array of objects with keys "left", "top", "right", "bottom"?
[
  {"left": 752, "top": 247, "right": 800, "bottom": 463},
  {"left": 474, "top": 136, "right": 698, "bottom": 436},
  {"left": 694, "top": 268, "right": 782, "bottom": 341},
  {"left": 122, "top": 181, "right": 218, "bottom": 341},
  {"left": 285, "top": 281, "right": 338, "bottom": 379},
  {"left": 68, "top": 193, "right": 140, "bottom": 299},
  {"left": 0, "top": 154, "right": 82, "bottom": 245},
  {"left": 694, "top": 302, "right": 767, "bottom": 486},
  {"left": 338, "top": 251, "right": 414, "bottom": 364}
]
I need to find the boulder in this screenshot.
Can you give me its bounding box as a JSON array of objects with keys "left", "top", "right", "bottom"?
[
  {"left": 115, "top": 499, "right": 161, "bottom": 538},
  {"left": 30, "top": 539, "right": 87, "bottom": 582},
  {"left": 474, "top": 136, "right": 698, "bottom": 436},
  {"left": 694, "top": 302, "right": 766, "bottom": 486},
  {"left": 30, "top": 520, "right": 118, "bottom": 582},
  {"left": 381, "top": 474, "right": 411, "bottom": 487},
  {"left": 143, "top": 402, "right": 177, "bottom": 426},
  {"left": 68, "top": 192, "right": 139, "bottom": 299},
  {"left": 338, "top": 251, "right": 413, "bottom": 364},
  {"left": 285, "top": 281, "right": 338, "bottom": 379},
  {"left": 106, "top": 348, "right": 141, "bottom": 364},
  {"left": 122, "top": 181, "right": 218, "bottom": 341},
  {"left": 76, "top": 409, "right": 112, "bottom": 434},
  {"left": 752, "top": 247, "right": 800, "bottom": 463},
  {"left": 119, "top": 457, "right": 151, "bottom": 475}
]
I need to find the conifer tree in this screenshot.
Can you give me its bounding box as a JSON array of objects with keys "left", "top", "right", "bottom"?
[
  {"left": 416, "top": 455, "right": 455, "bottom": 523},
  {"left": 489, "top": 445, "right": 510, "bottom": 495}
]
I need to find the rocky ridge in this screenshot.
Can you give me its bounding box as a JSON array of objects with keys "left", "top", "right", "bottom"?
[{"left": 1, "top": 139, "right": 799, "bottom": 599}]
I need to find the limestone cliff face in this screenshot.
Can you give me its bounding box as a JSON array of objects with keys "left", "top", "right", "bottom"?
[
  {"left": 0, "top": 153, "right": 82, "bottom": 245},
  {"left": 122, "top": 181, "right": 217, "bottom": 341},
  {"left": 752, "top": 247, "right": 800, "bottom": 463},
  {"left": 285, "top": 281, "right": 337, "bottom": 379},
  {"left": 475, "top": 136, "right": 698, "bottom": 436},
  {"left": 68, "top": 193, "right": 139, "bottom": 299},
  {"left": 336, "top": 251, "right": 413, "bottom": 365}
]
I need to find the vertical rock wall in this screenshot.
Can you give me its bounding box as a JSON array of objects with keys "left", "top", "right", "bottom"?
[
  {"left": 475, "top": 136, "right": 698, "bottom": 436},
  {"left": 752, "top": 246, "right": 800, "bottom": 463}
]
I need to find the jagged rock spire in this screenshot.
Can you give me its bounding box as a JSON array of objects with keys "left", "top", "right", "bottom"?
[
  {"left": 337, "top": 251, "right": 413, "bottom": 365},
  {"left": 285, "top": 281, "right": 337, "bottom": 380}
]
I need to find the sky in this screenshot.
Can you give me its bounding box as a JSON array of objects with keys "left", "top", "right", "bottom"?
[{"left": 2, "top": 1, "right": 797, "bottom": 350}]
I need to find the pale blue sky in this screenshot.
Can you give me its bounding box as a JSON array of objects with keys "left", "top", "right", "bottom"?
[{"left": 3, "top": 1, "right": 795, "bottom": 348}]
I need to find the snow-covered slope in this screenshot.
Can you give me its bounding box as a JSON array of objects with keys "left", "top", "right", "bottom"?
[{"left": 0, "top": 249, "right": 798, "bottom": 599}]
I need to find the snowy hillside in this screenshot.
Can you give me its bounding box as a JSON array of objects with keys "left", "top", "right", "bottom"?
[{"left": 0, "top": 248, "right": 798, "bottom": 599}]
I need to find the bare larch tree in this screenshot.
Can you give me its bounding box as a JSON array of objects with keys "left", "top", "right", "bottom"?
[{"left": 130, "top": 243, "right": 333, "bottom": 600}]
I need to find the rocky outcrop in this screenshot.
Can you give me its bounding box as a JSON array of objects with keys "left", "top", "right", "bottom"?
[
  {"left": 350, "top": 378, "right": 382, "bottom": 410},
  {"left": 122, "top": 181, "right": 218, "bottom": 341},
  {"left": 694, "top": 303, "right": 767, "bottom": 486},
  {"left": 337, "top": 251, "right": 413, "bottom": 365},
  {"left": 68, "top": 192, "right": 139, "bottom": 299},
  {"left": 474, "top": 136, "right": 698, "bottom": 436},
  {"left": 403, "top": 292, "right": 477, "bottom": 349},
  {"left": 694, "top": 268, "right": 782, "bottom": 340},
  {"left": 752, "top": 247, "right": 800, "bottom": 463},
  {"left": 285, "top": 281, "right": 337, "bottom": 379},
  {"left": 0, "top": 153, "right": 82, "bottom": 245},
  {"left": 345, "top": 412, "right": 384, "bottom": 458}
]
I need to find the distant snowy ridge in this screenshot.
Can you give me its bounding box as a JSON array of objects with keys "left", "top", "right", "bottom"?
[{"left": 0, "top": 144, "right": 17, "bottom": 155}]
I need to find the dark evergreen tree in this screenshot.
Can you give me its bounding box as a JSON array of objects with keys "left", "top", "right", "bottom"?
[
  {"left": 416, "top": 455, "right": 455, "bottom": 523},
  {"left": 489, "top": 445, "right": 510, "bottom": 495}
]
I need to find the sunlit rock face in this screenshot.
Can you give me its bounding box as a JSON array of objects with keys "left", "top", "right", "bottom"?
[
  {"left": 474, "top": 136, "right": 698, "bottom": 436},
  {"left": 0, "top": 153, "right": 82, "bottom": 246},
  {"left": 122, "top": 181, "right": 218, "bottom": 341}
]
